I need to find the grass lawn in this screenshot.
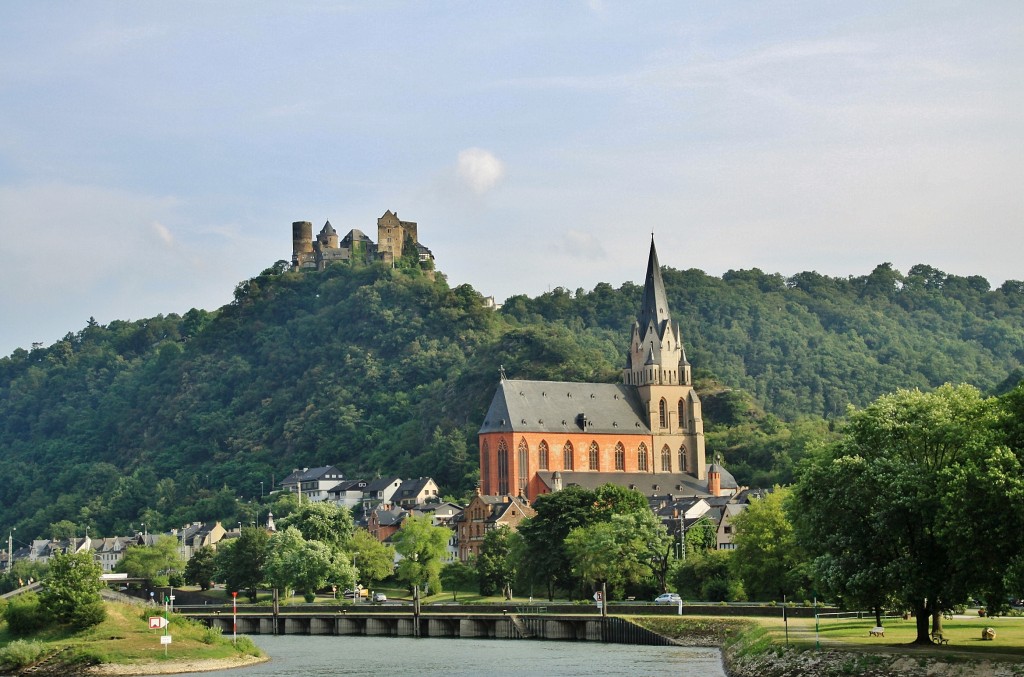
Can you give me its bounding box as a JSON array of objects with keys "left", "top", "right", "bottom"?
[
  {"left": 745, "top": 613, "right": 1024, "bottom": 659},
  {"left": 0, "top": 600, "right": 261, "bottom": 671}
]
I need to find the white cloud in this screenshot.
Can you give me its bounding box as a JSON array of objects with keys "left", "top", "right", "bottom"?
[
  {"left": 560, "top": 230, "right": 607, "bottom": 260},
  {"left": 153, "top": 221, "right": 174, "bottom": 245},
  {"left": 456, "top": 148, "right": 505, "bottom": 194}
]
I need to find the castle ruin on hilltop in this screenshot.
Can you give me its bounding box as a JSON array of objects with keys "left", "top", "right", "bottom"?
[{"left": 291, "top": 210, "right": 434, "bottom": 271}]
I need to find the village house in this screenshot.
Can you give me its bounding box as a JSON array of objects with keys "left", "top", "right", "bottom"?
[{"left": 456, "top": 492, "right": 534, "bottom": 562}]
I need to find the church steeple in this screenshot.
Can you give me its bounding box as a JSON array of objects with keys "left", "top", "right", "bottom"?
[
  {"left": 638, "top": 237, "right": 672, "bottom": 336},
  {"left": 624, "top": 238, "right": 689, "bottom": 387},
  {"left": 622, "top": 237, "right": 706, "bottom": 481}
]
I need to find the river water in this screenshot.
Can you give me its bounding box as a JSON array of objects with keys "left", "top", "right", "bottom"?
[{"left": 145, "top": 635, "right": 726, "bottom": 676}]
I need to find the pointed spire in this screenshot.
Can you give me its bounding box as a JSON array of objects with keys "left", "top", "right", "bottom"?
[{"left": 637, "top": 237, "right": 672, "bottom": 333}]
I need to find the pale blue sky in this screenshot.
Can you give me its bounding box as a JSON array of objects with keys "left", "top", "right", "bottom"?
[{"left": 2, "top": 2, "right": 1022, "bottom": 356}]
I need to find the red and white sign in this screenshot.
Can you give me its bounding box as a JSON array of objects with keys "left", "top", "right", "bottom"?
[{"left": 149, "top": 616, "right": 168, "bottom": 630}]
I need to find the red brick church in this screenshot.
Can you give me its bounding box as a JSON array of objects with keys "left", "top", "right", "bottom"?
[{"left": 479, "top": 239, "right": 732, "bottom": 502}]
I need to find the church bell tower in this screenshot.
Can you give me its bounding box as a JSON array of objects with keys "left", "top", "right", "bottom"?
[{"left": 623, "top": 238, "right": 706, "bottom": 479}]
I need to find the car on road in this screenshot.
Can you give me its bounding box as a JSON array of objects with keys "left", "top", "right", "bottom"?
[
  {"left": 654, "top": 593, "right": 682, "bottom": 605},
  {"left": 372, "top": 592, "right": 387, "bottom": 603}
]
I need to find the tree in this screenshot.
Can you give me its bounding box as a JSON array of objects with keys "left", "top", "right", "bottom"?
[
  {"left": 184, "top": 546, "right": 217, "bottom": 590},
  {"left": 392, "top": 515, "right": 450, "bottom": 595},
  {"left": 263, "top": 526, "right": 305, "bottom": 599},
  {"left": 564, "top": 511, "right": 671, "bottom": 597},
  {"left": 673, "top": 548, "right": 744, "bottom": 602},
  {"left": 793, "top": 384, "right": 1003, "bottom": 643},
  {"left": 277, "top": 501, "right": 354, "bottom": 549},
  {"left": 518, "top": 484, "right": 651, "bottom": 600},
  {"left": 40, "top": 551, "right": 106, "bottom": 628},
  {"left": 729, "top": 487, "right": 809, "bottom": 602},
  {"left": 116, "top": 535, "right": 184, "bottom": 585},
  {"left": 215, "top": 526, "right": 269, "bottom": 602},
  {"left": 291, "top": 539, "right": 355, "bottom": 602},
  {"left": 349, "top": 528, "right": 395, "bottom": 589},
  {"left": 439, "top": 560, "right": 476, "bottom": 601},
  {"left": 49, "top": 520, "right": 79, "bottom": 540},
  {"left": 477, "top": 526, "right": 519, "bottom": 598}
]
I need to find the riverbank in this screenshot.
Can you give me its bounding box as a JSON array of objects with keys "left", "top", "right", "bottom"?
[
  {"left": 0, "top": 601, "right": 264, "bottom": 676},
  {"left": 633, "top": 616, "right": 1024, "bottom": 677},
  {"left": 86, "top": 654, "right": 268, "bottom": 675}
]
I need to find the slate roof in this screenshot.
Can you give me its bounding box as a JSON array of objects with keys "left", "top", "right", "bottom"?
[
  {"left": 340, "top": 228, "right": 374, "bottom": 248},
  {"left": 396, "top": 477, "right": 436, "bottom": 502},
  {"left": 479, "top": 379, "right": 650, "bottom": 435},
  {"left": 279, "top": 466, "right": 344, "bottom": 487},
  {"left": 537, "top": 463, "right": 737, "bottom": 499},
  {"left": 364, "top": 476, "right": 402, "bottom": 493},
  {"left": 637, "top": 238, "right": 673, "bottom": 338}
]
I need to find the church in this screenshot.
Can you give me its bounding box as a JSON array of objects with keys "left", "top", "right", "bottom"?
[{"left": 478, "top": 239, "right": 734, "bottom": 502}]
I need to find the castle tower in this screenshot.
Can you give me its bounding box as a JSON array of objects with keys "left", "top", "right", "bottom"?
[
  {"left": 376, "top": 210, "right": 418, "bottom": 265},
  {"left": 317, "top": 221, "right": 339, "bottom": 250},
  {"left": 291, "top": 221, "right": 314, "bottom": 269},
  {"left": 623, "top": 238, "right": 706, "bottom": 479}
]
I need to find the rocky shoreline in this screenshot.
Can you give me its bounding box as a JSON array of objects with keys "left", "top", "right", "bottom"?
[{"left": 722, "top": 643, "right": 1024, "bottom": 677}]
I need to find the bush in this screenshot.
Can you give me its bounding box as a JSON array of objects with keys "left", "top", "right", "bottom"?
[
  {"left": 235, "top": 636, "right": 260, "bottom": 656},
  {"left": 68, "top": 599, "right": 107, "bottom": 629},
  {"left": 0, "top": 639, "right": 48, "bottom": 668},
  {"left": 201, "top": 626, "right": 223, "bottom": 645},
  {"left": 2, "top": 593, "right": 50, "bottom": 636}
]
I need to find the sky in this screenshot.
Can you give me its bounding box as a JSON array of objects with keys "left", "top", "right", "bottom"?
[{"left": 1, "top": 2, "right": 1022, "bottom": 356}]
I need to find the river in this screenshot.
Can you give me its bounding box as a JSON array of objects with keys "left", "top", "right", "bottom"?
[{"left": 141, "top": 635, "right": 726, "bottom": 676}]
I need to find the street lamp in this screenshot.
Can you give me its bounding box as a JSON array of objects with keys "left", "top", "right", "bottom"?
[
  {"left": 260, "top": 481, "right": 264, "bottom": 499},
  {"left": 7, "top": 527, "right": 15, "bottom": 574}
]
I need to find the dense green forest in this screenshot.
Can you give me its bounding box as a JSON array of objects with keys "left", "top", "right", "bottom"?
[{"left": 1, "top": 257, "right": 1022, "bottom": 541}]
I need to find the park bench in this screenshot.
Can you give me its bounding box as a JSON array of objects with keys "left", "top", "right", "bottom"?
[
  {"left": 931, "top": 632, "right": 949, "bottom": 645},
  {"left": 868, "top": 627, "right": 885, "bottom": 637}
]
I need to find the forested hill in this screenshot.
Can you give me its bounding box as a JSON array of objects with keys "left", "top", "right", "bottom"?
[{"left": 1, "top": 259, "right": 1022, "bottom": 540}]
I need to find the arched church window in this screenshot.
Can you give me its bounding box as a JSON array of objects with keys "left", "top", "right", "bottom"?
[
  {"left": 589, "top": 442, "right": 600, "bottom": 470},
  {"left": 678, "top": 444, "right": 687, "bottom": 473},
  {"left": 538, "top": 441, "right": 549, "bottom": 470},
  {"left": 661, "top": 445, "right": 672, "bottom": 472},
  {"left": 638, "top": 443, "right": 649, "bottom": 472},
  {"left": 563, "top": 441, "right": 574, "bottom": 470},
  {"left": 659, "top": 399, "right": 668, "bottom": 428},
  {"left": 614, "top": 442, "right": 625, "bottom": 470},
  {"left": 518, "top": 439, "right": 529, "bottom": 496},
  {"left": 497, "top": 439, "right": 509, "bottom": 495},
  {"left": 678, "top": 399, "right": 687, "bottom": 430}
]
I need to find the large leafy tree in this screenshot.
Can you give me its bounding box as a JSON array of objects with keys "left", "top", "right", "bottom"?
[
  {"left": 40, "top": 551, "right": 105, "bottom": 628},
  {"left": 392, "top": 514, "right": 450, "bottom": 595},
  {"left": 277, "top": 501, "right": 354, "bottom": 549},
  {"left": 349, "top": 528, "right": 395, "bottom": 589},
  {"left": 116, "top": 535, "right": 184, "bottom": 585},
  {"left": 564, "top": 511, "right": 670, "bottom": 597},
  {"left": 518, "top": 484, "right": 651, "bottom": 600},
  {"left": 215, "top": 526, "right": 269, "bottom": 602},
  {"left": 729, "top": 487, "right": 809, "bottom": 601},
  {"left": 184, "top": 545, "right": 217, "bottom": 590},
  {"left": 793, "top": 384, "right": 1004, "bottom": 644},
  {"left": 476, "top": 526, "right": 519, "bottom": 598}
]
